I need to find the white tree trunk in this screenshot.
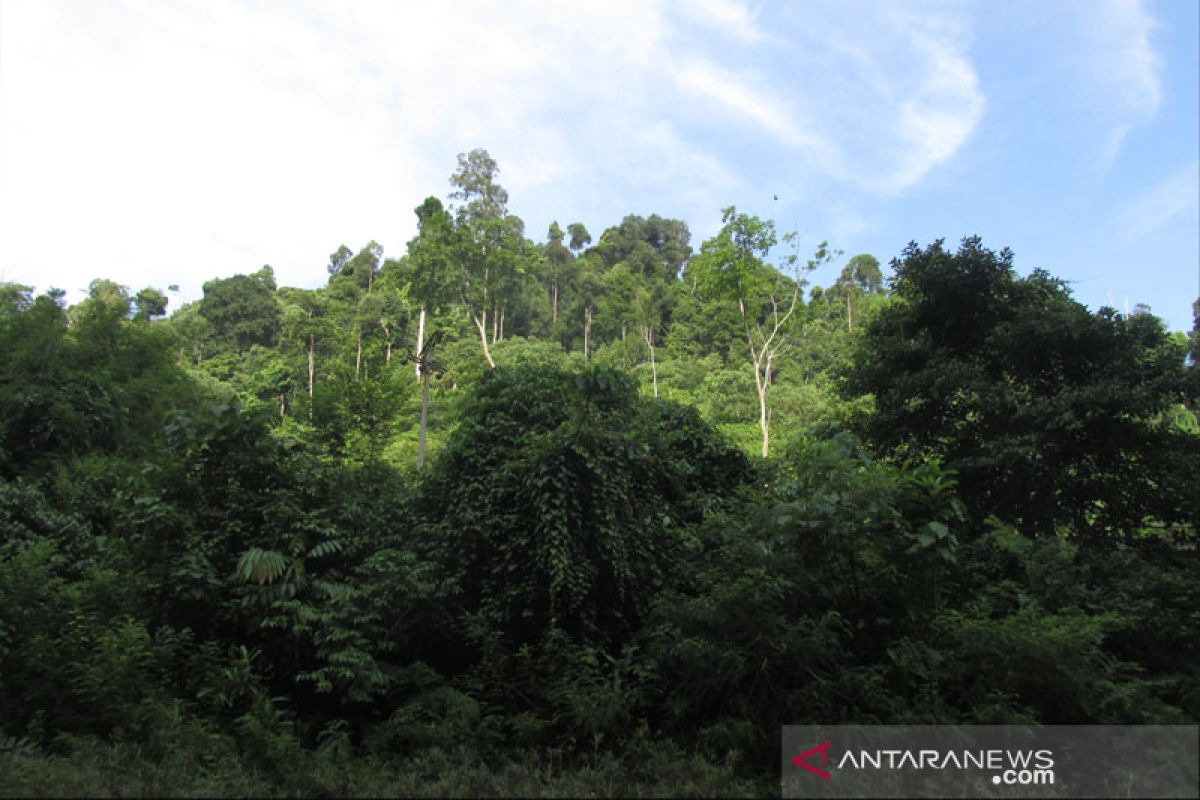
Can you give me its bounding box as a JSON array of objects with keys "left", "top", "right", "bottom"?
[
  {"left": 583, "top": 306, "right": 592, "bottom": 359},
  {"left": 475, "top": 311, "right": 496, "bottom": 368},
  {"left": 756, "top": 362, "right": 769, "bottom": 458},
  {"left": 643, "top": 326, "right": 658, "bottom": 398},
  {"left": 415, "top": 304, "right": 426, "bottom": 379},
  {"left": 307, "top": 336, "right": 315, "bottom": 398},
  {"left": 417, "top": 369, "right": 431, "bottom": 470}
]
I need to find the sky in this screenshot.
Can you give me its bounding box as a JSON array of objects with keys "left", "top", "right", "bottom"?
[{"left": 1, "top": 0, "right": 1197, "bottom": 330}]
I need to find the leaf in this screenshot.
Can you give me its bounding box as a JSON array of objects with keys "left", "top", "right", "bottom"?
[{"left": 235, "top": 548, "right": 288, "bottom": 585}]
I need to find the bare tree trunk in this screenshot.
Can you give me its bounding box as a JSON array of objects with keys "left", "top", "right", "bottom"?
[
  {"left": 498, "top": 307, "right": 505, "bottom": 341},
  {"left": 417, "top": 369, "right": 431, "bottom": 470},
  {"left": 738, "top": 286, "right": 801, "bottom": 460},
  {"left": 746, "top": 314, "right": 771, "bottom": 459},
  {"left": 583, "top": 306, "right": 592, "bottom": 359},
  {"left": 414, "top": 304, "right": 426, "bottom": 379},
  {"left": 643, "top": 327, "right": 658, "bottom": 398},
  {"left": 307, "top": 336, "right": 315, "bottom": 399},
  {"left": 307, "top": 336, "right": 316, "bottom": 422},
  {"left": 380, "top": 321, "right": 392, "bottom": 364},
  {"left": 551, "top": 282, "right": 558, "bottom": 323},
  {"left": 355, "top": 333, "right": 363, "bottom": 380},
  {"left": 650, "top": 342, "right": 658, "bottom": 397},
  {"left": 474, "top": 310, "right": 496, "bottom": 368},
  {"left": 847, "top": 294, "right": 853, "bottom": 332},
  {"left": 279, "top": 393, "right": 285, "bottom": 422},
  {"left": 491, "top": 305, "right": 498, "bottom": 344},
  {"left": 755, "top": 358, "right": 770, "bottom": 458}
]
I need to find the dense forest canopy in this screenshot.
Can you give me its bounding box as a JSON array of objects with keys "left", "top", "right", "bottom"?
[{"left": 1, "top": 150, "right": 1197, "bottom": 796}]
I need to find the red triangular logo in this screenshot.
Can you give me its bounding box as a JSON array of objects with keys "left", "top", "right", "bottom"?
[{"left": 791, "top": 740, "right": 832, "bottom": 780}]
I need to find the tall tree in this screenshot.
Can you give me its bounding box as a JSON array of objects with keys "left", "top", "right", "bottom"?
[
  {"left": 198, "top": 269, "right": 281, "bottom": 353},
  {"left": 335, "top": 241, "right": 383, "bottom": 294},
  {"left": 371, "top": 266, "right": 410, "bottom": 367},
  {"left": 567, "top": 222, "right": 591, "bottom": 253},
  {"left": 544, "top": 221, "right": 573, "bottom": 325},
  {"left": 632, "top": 281, "right": 666, "bottom": 397},
  {"left": 593, "top": 214, "right": 691, "bottom": 283},
  {"left": 133, "top": 287, "right": 169, "bottom": 321},
  {"left": 167, "top": 301, "right": 213, "bottom": 365},
  {"left": 279, "top": 288, "right": 333, "bottom": 407},
  {"left": 571, "top": 252, "right": 606, "bottom": 359},
  {"left": 327, "top": 245, "right": 353, "bottom": 278},
  {"left": 846, "top": 237, "right": 1198, "bottom": 538},
  {"left": 329, "top": 242, "right": 385, "bottom": 378},
  {"left": 404, "top": 197, "right": 456, "bottom": 379},
  {"left": 448, "top": 148, "right": 520, "bottom": 368},
  {"left": 605, "top": 263, "right": 668, "bottom": 395},
  {"left": 830, "top": 253, "right": 882, "bottom": 332},
  {"left": 690, "top": 207, "right": 833, "bottom": 457}
]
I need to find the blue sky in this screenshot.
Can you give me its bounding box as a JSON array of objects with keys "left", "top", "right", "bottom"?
[{"left": 1, "top": 0, "right": 1196, "bottom": 329}]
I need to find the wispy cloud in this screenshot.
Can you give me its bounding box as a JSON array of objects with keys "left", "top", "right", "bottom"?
[
  {"left": 1118, "top": 161, "right": 1200, "bottom": 240},
  {"left": 1080, "top": 0, "right": 1163, "bottom": 164},
  {"left": 883, "top": 12, "right": 986, "bottom": 192},
  {"left": 771, "top": 1, "right": 985, "bottom": 194},
  {"left": 3, "top": 0, "right": 1119, "bottom": 306},
  {"left": 0, "top": 0, "right": 702, "bottom": 299},
  {"left": 674, "top": 58, "right": 831, "bottom": 157},
  {"left": 1100, "top": 0, "right": 1163, "bottom": 117},
  {"left": 682, "top": 0, "right": 777, "bottom": 45}
]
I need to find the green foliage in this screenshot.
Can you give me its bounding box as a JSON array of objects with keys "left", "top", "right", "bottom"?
[
  {"left": 0, "top": 289, "right": 194, "bottom": 478},
  {"left": 688, "top": 206, "right": 778, "bottom": 303},
  {"left": 199, "top": 270, "right": 282, "bottom": 353},
  {"left": 637, "top": 434, "right": 1196, "bottom": 769},
  {"left": 419, "top": 364, "right": 751, "bottom": 651},
  {"left": 1, "top": 182, "right": 1196, "bottom": 796},
  {"left": 133, "top": 287, "right": 170, "bottom": 321},
  {"left": 847, "top": 237, "right": 1199, "bottom": 538},
  {"left": 591, "top": 213, "right": 692, "bottom": 284},
  {"left": 404, "top": 197, "right": 457, "bottom": 317}
]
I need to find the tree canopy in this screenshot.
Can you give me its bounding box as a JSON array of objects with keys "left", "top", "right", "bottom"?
[
  {"left": 0, "top": 151, "right": 1196, "bottom": 796},
  {"left": 846, "top": 237, "right": 1198, "bottom": 538}
]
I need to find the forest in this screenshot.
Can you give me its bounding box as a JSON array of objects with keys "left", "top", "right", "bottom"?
[{"left": 1, "top": 149, "right": 1198, "bottom": 797}]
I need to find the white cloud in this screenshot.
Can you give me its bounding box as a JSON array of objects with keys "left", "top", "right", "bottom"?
[
  {"left": 0, "top": 0, "right": 685, "bottom": 303},
  {"left": 770, "top": 1, "right": 985, "bottom": 194},
  {"left": 1096, "top": 0, "right": 1162, "bottom": 118},
  {"left": 0, "top": 0, "right": 991, "bottom": 305},
  {"left": 1118, "top": 161, "right": 1200, "bottom": 240},
  {"left": 884, "top": 19, "right": 986, "bottom": 192},
  {"left": 1078, "top": 0, "right": 1163, "bottom": 163},
  {"left": 674, "top": 59, "right": 830, "bottom": 155},
  {"left": 682, "top": 0, "right": 776, "bottom": 45}
]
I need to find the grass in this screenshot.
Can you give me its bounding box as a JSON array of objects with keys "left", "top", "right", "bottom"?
[{"left": 1, "top": 739, "right": 769, "bottom": 798}]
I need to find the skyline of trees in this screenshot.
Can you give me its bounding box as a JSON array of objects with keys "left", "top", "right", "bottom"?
[{"left": 2, "top": 148, "right": 1197, "bottom": 796}]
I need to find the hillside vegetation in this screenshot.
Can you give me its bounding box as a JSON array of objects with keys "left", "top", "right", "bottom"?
[{"left": 1, "top": 151, "right": 1197, "bottom": 797}]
